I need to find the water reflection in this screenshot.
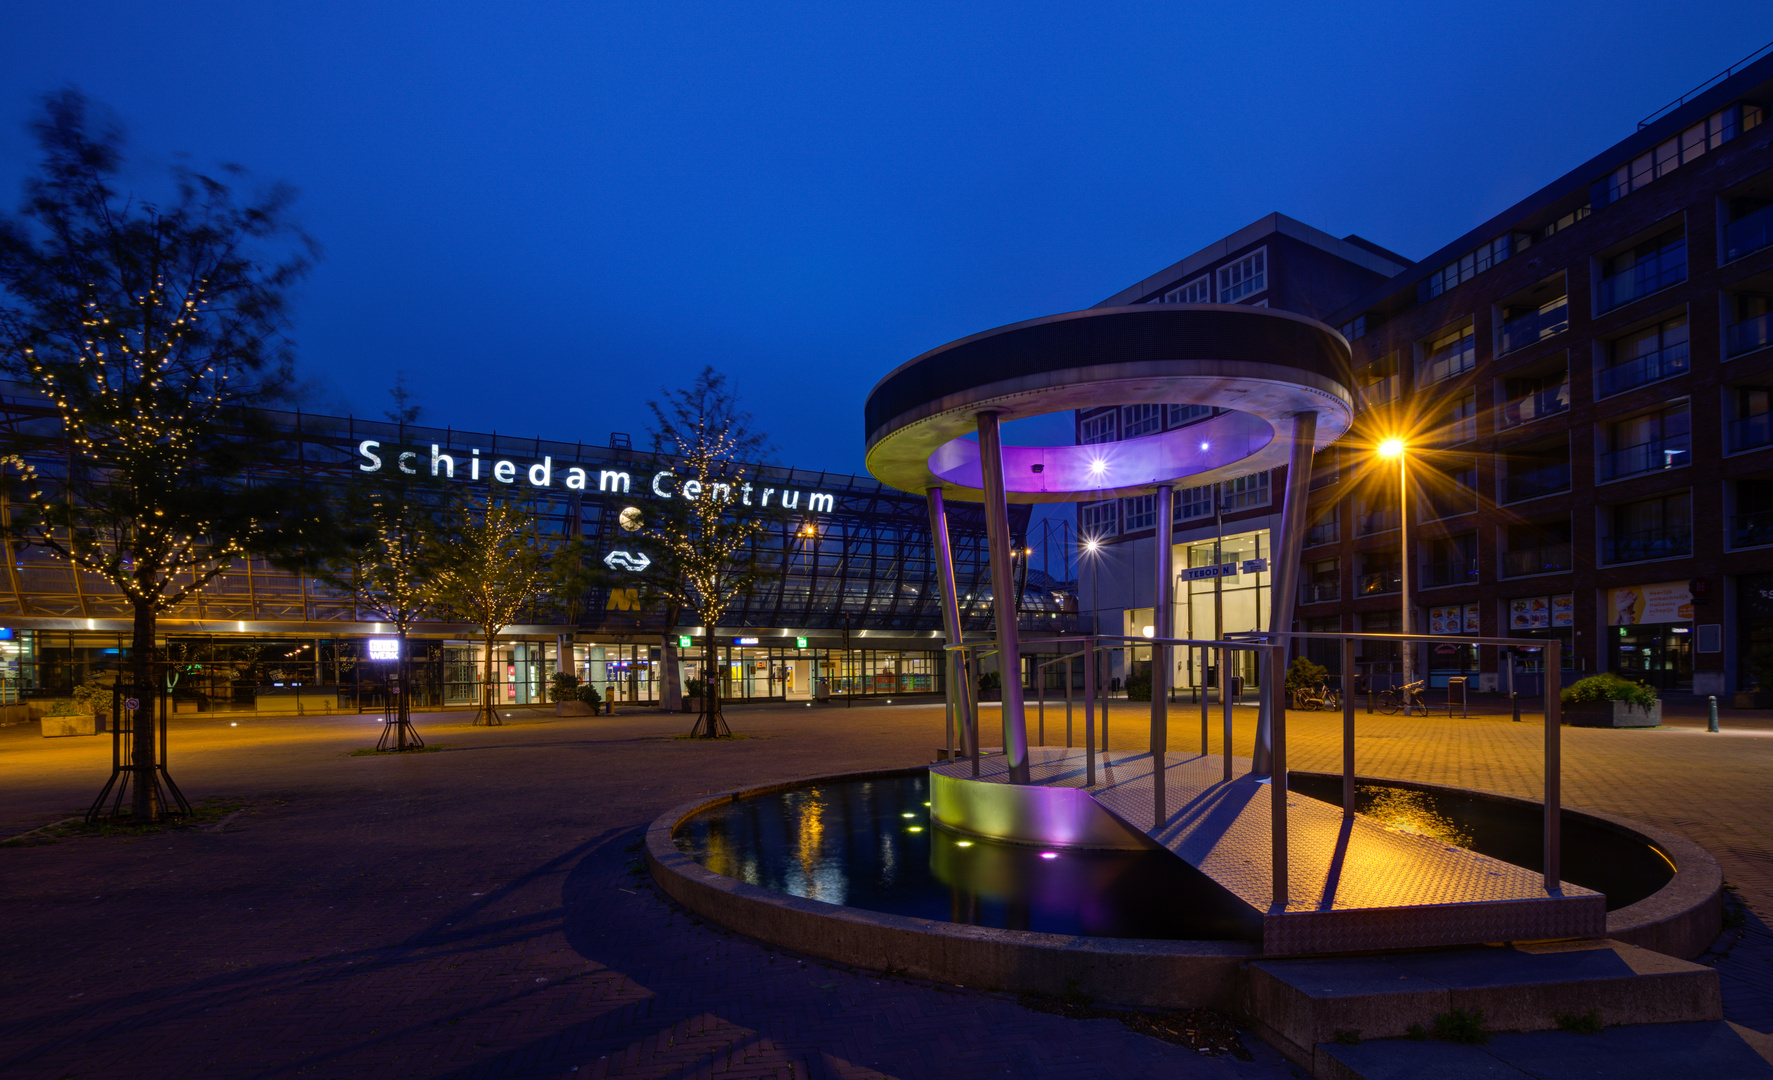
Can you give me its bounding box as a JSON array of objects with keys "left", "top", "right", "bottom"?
[
  {"left": 675, "top": 772, "right": 1261, "bottom": 940},
  {"left": 1359, "top": 785, "right": 1474, "bottom": 847}
]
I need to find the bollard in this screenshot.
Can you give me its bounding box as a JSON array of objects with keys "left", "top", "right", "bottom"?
[
  {"left": 1709, "top": 695, "right": 1720, "bottom": 733},
  {"left": 1512, "top": 691, "right": 1521, "bottom": 723}
]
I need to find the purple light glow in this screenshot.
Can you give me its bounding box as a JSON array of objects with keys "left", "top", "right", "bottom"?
[
  {"left": 926, "top": 411, "right": 1273, "bottom": 495},
  {"left": 1039, "top": 851, "right": 1058, "bottom": 859}
]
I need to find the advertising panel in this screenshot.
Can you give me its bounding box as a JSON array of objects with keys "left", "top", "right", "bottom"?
[
  {"left": 1608, "top": 581, "right": 1694, "bottom": 626},
  {"left": 1429, "top": 603, "right": 1482, "bottom": 634}
]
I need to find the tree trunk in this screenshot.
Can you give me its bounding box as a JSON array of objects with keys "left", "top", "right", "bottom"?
[
  {"left": 396, "top": 626, "right": 409, "bottom": 750},
  {"left": 483, "top": 627, "right": 497, "bottom": 723},
  {"left": 130, "top": 599, "right": 160, "bottom": 821}
]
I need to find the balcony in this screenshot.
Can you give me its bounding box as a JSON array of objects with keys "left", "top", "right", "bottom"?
[
  {"left": 1735, "top": 510, "right": 1773, "bottom": 548},
  {"left": 1501, "top": 385, "right": 1570, "bottom": 428},
  {"left": 1438, "top": 414, "right": 1478, "bottom": 444},
  {"left": 1304, "top": 520, "right": 1340, "bottom": 547},
  {"left": 1358, "top": 570, "right": 1401, "bottom": 595},
  {"left": 1498, "top": 299, "right": 1570, "bottom": 356},
  {"left": 1502, "top": 543, "right": 1573, "bottom": 578},
  {"left": 1596, "top": 244, "right": 1687, "bottom": 312},
  {"left": 1300, "top": 581, "right": 1340, "bottom": 605},
  {"left": 1426, "top": 559, "right": 1479, "bottom": 588},
  {"left": 1729, "top": 412, "right": 1772, "bottom": 453},
  {"left": 1359, "top": 509, "right": 1399, "bottom": 535},
  {"left": 1603, "top": 528, "right": 1692, "bottom": 564},
  {"left": 1599, "top": 437, "right": 1691, "bottom": 481},
  {"left": 1355, "top": 375, "right": 1398, "bottom": 412},
  {"left": 1727, "top": 313, "right": 1772, "bottom": 358},
  {"left": 1726, "top": 203, "right": 1773, "bottom": 262},
  {"left": 1504, "top": 463, "right": 1571, "bottom": 503},
  {"left": 1599, "top": 343, "right": 1690, "bottom": 397},
  {"left": 1418, "top": 338, "right": 1475, "bottom": 386}
]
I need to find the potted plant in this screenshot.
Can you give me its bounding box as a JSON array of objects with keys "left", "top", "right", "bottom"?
[
  {"left": 1560, "top": 673, "right": 1660, "bottom": 728},
  {"left": 1285, "top": 656, "right": 1330, "bottom": 706},
  {"left": 1124, "top": 668, "right": 1153, "bottom": 702},
  {"left": 976, "top": 669, "right": 1002, "bottom": 702},
  {"left": 1732, "top": 646, "right": 1773, "bottom": 710},
  {"left": 552, "top": 672, "right": 594, "bottom": 716}
]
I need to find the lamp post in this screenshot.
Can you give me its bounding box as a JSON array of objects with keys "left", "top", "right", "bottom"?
[{"left": 1378, "top": 438, "right": 1412, "bottom": 711}]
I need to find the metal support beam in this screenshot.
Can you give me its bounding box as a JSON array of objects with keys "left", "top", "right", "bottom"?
[
  {"left": 1151, "top": 483, "right": 1174, "bottom": 825},
  {"left": 1269, "top": 642, "right": 1289, "bottom": 910},
  {"left": 1254, "top": 411, "right": 1318, "bottom": 777},
  {"left": 926, "top": 488, "right": 970, "bottom": 767},
  {"left": 975, "top": 412, "right": 1030, "bottom": 783},
  {"left": 1342, "top": 635, "right": 1356, "bottom": 818},
  {"left": 1545, "top": 639, "right": 1562, "bottom": 892}
]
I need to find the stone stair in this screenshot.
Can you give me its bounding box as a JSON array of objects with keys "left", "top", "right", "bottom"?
[{"left": 1238, "top": 937, "right": 1773, "bottom": 1078}]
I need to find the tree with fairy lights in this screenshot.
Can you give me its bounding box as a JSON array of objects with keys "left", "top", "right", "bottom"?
[
  {"left": 626, "top": 366, "right": 779, "bottom": 737},
  {"left": 0, "top": 90, "right": 324, "bottom": 820},
  {"left": 433, "top": 497, "right": 563, "bottom": 727}
]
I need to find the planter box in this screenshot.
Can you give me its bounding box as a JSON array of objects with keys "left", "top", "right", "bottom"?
[
  {"left": 977, "top": 689, "right": 1001, "bottom": 702},
  {"left": 42, "top": 714, "right": 98, "bottom": 737},
  {"left": 555, "top": 700, "right": 594, "bottom": 716},
  {"left": 685, "top": 696, "right": 702, "bottom": 714},
  {"left": 1732, "top": 692, "right": 1773, "bottom": 710},
  {"left": 1565, "top": 699, "right": 1661, "bottom": 728}
]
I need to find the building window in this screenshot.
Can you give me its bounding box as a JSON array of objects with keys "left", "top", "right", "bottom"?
[
  {"left": 1725, "top": 291, "right": 1773, "bottom": 358},
  {"left": 1733, "top": 479, "right": 1773, "bottom": 548},
  {"left": 1601, "top": 403, "right": 1691, "bottom": 481},
  {"left": 1730, "top": 387, "right": 1772, "bottom": 453},
  {"left": 1497, "top": 292, "right": 1569, "bottom": 356},
  {"left": 1423, "top": 457, "right": 1478, "bottom": 520},
  {"left": 1167, "top": 403, "right": 1215, "bottom": 427},
  {"left": 1219, "top": 471, "right": 1271, "bottom": 511},
  {"left": 1301, "top": 559, "right": 1340, "bottom": 605},
  {"left": 1218, "top": 248, "right": 1267, "bottom": 303},
  {"left": 1309, "top": 447, "right": 1339, "bottom": 489},
  {"left": 1597, "top": 228, "right": 1686, "bottom": 313},
  {"left": 1079, "top": 411, "right": 1116, "bottom": 445},
  {"left": 1341, "top": 314, "right": 1368, "bottom": 341},
  {"left": 1601, "top": 314, "right": 1689, "bottom": 397},
  {"left": 1121, "top": 404, "right": 1162, "bottom": 438},
  {"left": 1122, "top": 494, "right": 1157, "bottom": 531},
  {"left": 1426, "top": 533, "right": 1479, "bottom": 588},
  {"left": 1177, "top": 483, "right": 1216, "bottom": 520},
  {"left": 1500, "top": 366, "right": 1570, "bottom": 428},
  {"left": 1353, "top": 354, "right": 1398, "bottom": 411},
  {"left": 1604, "top": 493, "right": 1691, "bottom": 564},
  {"left": 1081, "top": 500, "right": 1118, "bottom": 537},
  {"left": 1162, "top": 275, "right": 1211, "bottom": 304},
  {"left": 1304, "top": 505, "right": 1339, "bottom": 547},
  {"left": 1359, "top": 550, "right": 1402, "bottom": 595},
  {"left": 1418, "top": 323, "right": 1475, "bottom": 387},
  {"left": 1591, "top": 104, "right": 1759, "bottom": 209},
  {"left": 1418, "top": 235, "right": 1513, "bottom": 303},
  {"left": 1439, "top": 392, "right": 1479, "bottom": 445}
]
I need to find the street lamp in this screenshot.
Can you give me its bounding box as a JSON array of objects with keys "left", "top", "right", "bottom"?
[{"left": 1377, "top": 438, "right": 1412, "bottom": 711}]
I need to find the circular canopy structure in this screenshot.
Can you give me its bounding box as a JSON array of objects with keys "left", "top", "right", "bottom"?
[{"left": 864, "top": 305, "right": 1354, "bottom": 503}]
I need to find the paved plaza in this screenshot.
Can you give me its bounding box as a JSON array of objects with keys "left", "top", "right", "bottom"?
[{"left": 2, "top": 697, "right": 1771, "bottom": 1078}]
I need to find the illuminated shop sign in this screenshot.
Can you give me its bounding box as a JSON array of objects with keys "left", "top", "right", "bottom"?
[
  {"left": 367, "top": 638, "right": 400, "bottom": 660},
  {"left": 355, "top": 441, "right": 836, "bottom": 515},
  {"left": 735, "top": 637, "right": 760, "bottom": 646}
]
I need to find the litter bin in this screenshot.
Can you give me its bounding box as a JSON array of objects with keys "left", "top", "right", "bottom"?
[
  {"left": 1447, "top": 676, "right": 1468, "bottom": 718},
  {"left": 1228, "top": 675, "right": 1244, "bottom": 703},
  {"left": 812, "top": 677, "right": 831, "bottom": 702}
]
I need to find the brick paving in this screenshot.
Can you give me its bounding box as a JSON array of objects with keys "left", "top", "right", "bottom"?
[{"left": 1, "top": 697, "right": 1770, "bottom": 1078}]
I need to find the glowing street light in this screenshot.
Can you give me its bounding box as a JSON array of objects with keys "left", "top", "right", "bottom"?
[{"left": 1377, "top": 437, "right": 1413, "bottom": 710}]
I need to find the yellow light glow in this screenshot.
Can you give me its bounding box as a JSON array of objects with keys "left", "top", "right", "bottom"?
[{"left": 1378, "top": 437, "right": 1406, "bottom": 459}]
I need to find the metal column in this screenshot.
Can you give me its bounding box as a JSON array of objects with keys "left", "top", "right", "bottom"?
[
  {"left": 975, "top": 411, "right": 1030, "bottom": 784},
  {"left": 1545, "top": 639, "right": 1562, "bottom": 891},
  {"left": 926, "top": 487, "right": 970, "bottom": 766},
  {"left": 1151, "top": 483, "right": 1174, "bottom": 825},
  {"left": 1253, "top": 411, "right": 1318, "bottom": 777}
]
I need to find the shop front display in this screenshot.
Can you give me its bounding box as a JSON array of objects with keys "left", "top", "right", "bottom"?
[{"left": 1607, "top": 580, "right": 1695, "bottom": 691}]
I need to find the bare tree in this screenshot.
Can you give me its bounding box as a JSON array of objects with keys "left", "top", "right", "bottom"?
[
  {"left": 432, "top": 497, "right": 554, "bottom": 726},
  {"left": 630, "top": 366, "right": 779, "bottom": 737},
  {"left": 0, "top": 89, "right": 323, "bottom": 818}
]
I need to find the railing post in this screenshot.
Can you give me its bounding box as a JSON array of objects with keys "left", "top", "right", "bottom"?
[
  {"left": 1221, "top": 645, "right": 1234, "bottom": 782},
  {"left": 1066, "top": 657, "right": 1074, "bottom": 748},
  {"left": 1544, "top": 639, "right": 1562, "bottom": 892},
  {"left": 1513, "top": 691, "right": 1521, "bottom": 723},
  {"left": 1037, "top": 666, "right": 1045, "bottom": 748},
  {"left": 1084, "top": 639, "right": 1096, "bottom": 787},
  {"left": 1199, "top": 645, "right": 1210, "bottom": 755},
  {"left": 1270, "top": 642, "right": 1289, "bottom": 910},
  {"left": 1709, "top": 695, "right": 1720, "bottom": 733},
  {"left": 1342, "top": 635, "right": 1356, "bottom": 819}
]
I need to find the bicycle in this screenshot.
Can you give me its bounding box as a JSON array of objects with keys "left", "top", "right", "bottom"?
[
  {"left": 1377, "top": 680, "right": 1426, "bottom": 715},
  {"left": 1294, "top": 681, "right": 1341, "bottom": 711}
]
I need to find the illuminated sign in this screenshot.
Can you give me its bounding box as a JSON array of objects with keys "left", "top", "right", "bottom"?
[
  {"left": 355, "top": 441, "right": 838, "bottom": 515},
  {"left": 678, "top": 635, "right": 693, "bottom": 649},
  {"left": 367, "top": 638, "right": 400, "bottom": 660},
  {"left": 736, "top": 637, "right": 759, "bottom": 646},
  {"left": 795, "top": 636, "right": 808, "bottom": 649},
  {"left": 603, "top": 550, "right": 651, "bottom": 572}
]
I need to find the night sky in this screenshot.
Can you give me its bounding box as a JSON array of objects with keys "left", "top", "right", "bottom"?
[{"left": 2, "top": 3, "right": 1766, "bottom": 477}]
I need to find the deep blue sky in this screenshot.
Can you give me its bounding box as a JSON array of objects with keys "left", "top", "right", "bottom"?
[{"left": 3, "top": 3, "right": 1769, "bottom": 476}]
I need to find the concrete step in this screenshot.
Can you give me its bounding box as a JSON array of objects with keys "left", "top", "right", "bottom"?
[
  {"left": 1316, "top": 1020, "right": 1773, "bottom": 1080},
  {"left": 1240, "top": 939, "right": 1721, "bottom": 1075}
]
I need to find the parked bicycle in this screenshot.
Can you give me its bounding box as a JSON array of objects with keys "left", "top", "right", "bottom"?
[
  {"left": 1377, "top": 679, "right": 1426, "bottom": 715},
  {"left": 1294, "top": 680, "right": 1341, "bottom": 711}
]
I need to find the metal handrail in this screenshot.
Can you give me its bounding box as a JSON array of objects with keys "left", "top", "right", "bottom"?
[{"left": 943, "top": 629, "right": 1567, "bottom": 904}]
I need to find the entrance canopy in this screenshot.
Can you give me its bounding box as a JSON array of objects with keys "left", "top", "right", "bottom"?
[{"left": 863, "top": 305, "right": 1354, "bottom": 502}]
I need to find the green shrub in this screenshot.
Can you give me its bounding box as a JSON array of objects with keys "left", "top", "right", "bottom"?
[
  {"left": 1124, "top": 669, "right": 1152, "bottom": 701},
  {"left": 977, "top": 670, "right": 1001, "bottom": 693},
  {"left": 578, "top": 683, "right": 602, "bottom": 705},
  {"left": 70, "top": 677, "right": 112, "bottom": 716},
  {"left": 1286, "top": 656, "right": 1328, "bottom": 691},
  {"left": 1560, "top": 673, "right": 1657, "bottom": 709},
  {"left": 550, "top": 671, "right": 580, "bottom": 703},
  {"left": 1431, "top": 1007, "right": 1489, "bottom": 1044},
  {"left": 1554, "top": 1009, "right": 1603, "bottom": 1034}
]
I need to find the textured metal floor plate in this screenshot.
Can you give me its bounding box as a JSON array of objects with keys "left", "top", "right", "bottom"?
[{"left": 931, "top": 747, "right": 1606, "bottom": 954}]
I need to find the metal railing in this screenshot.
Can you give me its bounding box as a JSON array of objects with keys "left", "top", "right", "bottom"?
[
  {"left": 1498, "top": 300, "right": 1569, "bottom": 356},
  {"left": 1730, "top": 412, "right": 1772, "bottom": 452},
  {"left": 945, "top": 630, "right": 1569, "bottom": 905},
  {"left": 1733, "top": 510, "right": 1773, "bottom": 549},
  {"left": 1426, "top": 559, "right": 1479, "bottom": 588},
  {"left": 1358, "top": 570, "right": 1401, "bottom": 595},
  {"left": 1726, "top": 203, "right": 1773, "bottom": 263},
  {"left": 1304, "top": 521, "right": 1340, "bottom": 547},
  {"left": 1726, "top": 313, "right": 1773, "bottom": 358},
  {"left": 1504, "top": 463, "right": 1571, "bottom": 502},
  {"left": 1600, "top": 436, "right": 1691, "bottom": 480},
  {"left": 1597, "top": 247, "right": 1686, "bottom": 313},
  {"left": 1500, "top": 386, "right": 1569, "bottom": 428},
  {"left": 1603, "top": 528, "right": 1692, "bottom": 563},
  {"left": 1599, "top": 343, "right": 1690, "bottom": 396},
  {"left": 1300, "top": 580, "right": 1340, "bottom": 604},
  {"left": 1502, "top": 542, "right": 1573, "bottom": 577}
]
